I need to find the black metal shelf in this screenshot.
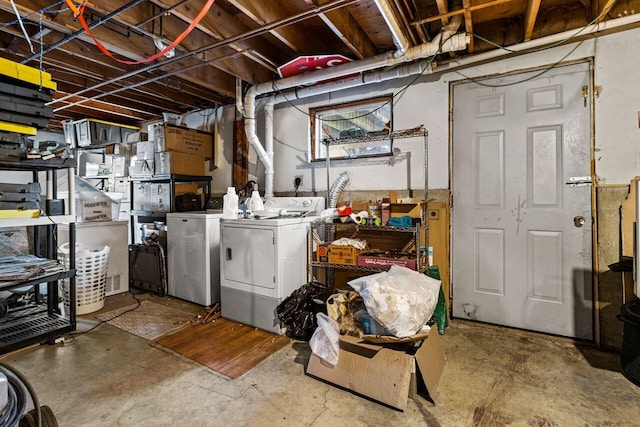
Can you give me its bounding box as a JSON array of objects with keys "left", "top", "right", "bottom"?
[
  {"left": 129, "top": 174, "right": 212, "bottom": 183},
  {"left": 0, "top": 304, "right": 74, "bottom": 354},
  {"left": 0, "top": 269, "right": 76, "bottom": 293},
  {"left": 318, "top": 222, "right": 423, "bottom": 233},
  {"left": 310, "top": 261, "right": 428, "bottom": 274},
  {"left": 0, "top": 150, "right": 77, "bottom": 354},
  {"left": 129, "top": 174, "right": 211, "bottom": 244},
  {"left": 0, "top": 157, "right": 76, "bottom": 171}
]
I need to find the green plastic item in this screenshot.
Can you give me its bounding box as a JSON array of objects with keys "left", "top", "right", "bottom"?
[{"left": 427, "top": 265, "right": 449, "bottom": 335}]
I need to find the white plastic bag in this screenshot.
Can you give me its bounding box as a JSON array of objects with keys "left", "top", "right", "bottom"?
[
  {"left": 309, "top": 313, "right": 340, "bottom": 367},
  {"left": 348, "top": 265, "right": 441, "bottom": 338}
]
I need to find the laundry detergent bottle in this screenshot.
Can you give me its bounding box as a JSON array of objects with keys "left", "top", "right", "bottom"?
[
  {"left": 222, "top": 187, "right": 239, "bottom": 219},
  {"left": 248, "top": 185, "right": 264, "bottom": 212}
]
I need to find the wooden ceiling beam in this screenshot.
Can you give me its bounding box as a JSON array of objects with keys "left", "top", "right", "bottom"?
[
  {"left": 315, "top": 0, "right": 378, "bottom": 59},
  {"left": 523, "top": 0, "right": 542, "bottom": 41},
  {"left": 596, "top": 0, "right": 617, "bottom": 23},
  {"left": 226, "top": 0, "right": 318, "bottom": 54},
  {"left": 462, "top": 0, "right": 474, "bottom": 53},
  {"left": 52, "top": 91, "right": 154, "bottom": 121},
  {"left": 88, "top": 0, "right": 274, "bottom": 84},
  {"left": 149, "top": 0, "right": 288, "bottom": 77},
  {"left": 0, "top": 28, "right": 225, "bottom": 108},
  {"left": 1, "top": 0, "right": 237, "bottom": 100},
  {"left": 435, "top": 0, "right": 449, "bottom": 26},
  {"left": 412, "top": 0, "right": 513, "bottom": 25}
]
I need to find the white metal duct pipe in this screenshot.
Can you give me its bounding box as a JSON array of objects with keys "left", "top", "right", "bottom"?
[
  {"left": 243, "top": 92, "right": 274, "bottom": 192},
  {"left": 264, "top": 97, "right": 275, "bottom": 198},
  {"left": 245, "top": 29, "right": 467, "bottom": 196},
  {"left": 373, "top": 0, "right": 411, "bottom": 57},
  {"left": 271, "top": 32, "right": 466, "bottom": 103}
]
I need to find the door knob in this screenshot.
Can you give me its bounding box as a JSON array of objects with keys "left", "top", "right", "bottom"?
[{"left": 573, "top": 216, "right": 586, "bottom": 227}]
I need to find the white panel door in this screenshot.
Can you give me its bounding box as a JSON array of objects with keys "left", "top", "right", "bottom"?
[{"left": 452, "top": 62, "right": 593, "bottom": 339}]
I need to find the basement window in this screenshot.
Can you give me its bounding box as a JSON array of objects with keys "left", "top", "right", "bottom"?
[{"left": 310, "top": 95, "right": 393, "bottom": 161}]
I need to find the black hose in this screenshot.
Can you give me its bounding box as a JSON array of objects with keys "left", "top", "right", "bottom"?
[{"left": 0, "top": 362, "right": 41, "bottom": 427}]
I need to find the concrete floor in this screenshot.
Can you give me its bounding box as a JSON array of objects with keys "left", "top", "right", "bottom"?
[{"left": 2, "top": 293, "right": 639, "bottom": 426}]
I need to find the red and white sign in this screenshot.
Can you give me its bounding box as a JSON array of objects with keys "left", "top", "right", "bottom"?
[{"left": 277, "top": 55, "right": 352, "bottom": 78}]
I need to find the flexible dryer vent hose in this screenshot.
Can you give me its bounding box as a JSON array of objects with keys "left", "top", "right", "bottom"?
[{"left": 328, "top": 172, "right": 349, "bottom": 208}]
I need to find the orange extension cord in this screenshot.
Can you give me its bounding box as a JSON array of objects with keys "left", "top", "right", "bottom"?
[{"left": 64, "top": 0, "right": 215, "bottom": 65}]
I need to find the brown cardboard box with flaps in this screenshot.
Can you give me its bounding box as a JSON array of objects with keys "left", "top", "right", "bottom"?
[{"left": 306, "top": 327, "right": 446, "bottom": 410}]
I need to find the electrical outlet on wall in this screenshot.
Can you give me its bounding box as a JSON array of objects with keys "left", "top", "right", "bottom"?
[{"left": 294, "top": 176, "right": 303, "bottom": 188}]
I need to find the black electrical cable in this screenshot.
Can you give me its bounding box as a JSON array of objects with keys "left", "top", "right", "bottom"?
[
  {"left": 0, "top": 362, "right": 40, "bottom": 427},
  {"left": 68, "top": 292, "right": 142, "bottom": 336}
]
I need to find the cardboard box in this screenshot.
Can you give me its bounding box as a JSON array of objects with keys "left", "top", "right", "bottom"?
[
  {"left": 318, "top": 244, "right": 363, "bottom": 265},
  {"left": 390, "top": 202, "right": 423, "bottom": 219},
  {"left": 621, "top": 177, "right": 639, "bottom": 257},
  {"left": 317, "top": 244, "right": 330, "bottom": 262},
  {"left": 104, "top": 143, "right": 128, "bottom": 156},
  {"left": 133, "top": 182, "right": 170, "bottom": 212},
  {"left": 154, "top": 151, "right": 205, "bottom": 176},
  {"left": 131, "top": 140, "right": 155, "bottom": 160},
  {"left": 130, "top": 159, "right": 154, "bottom": 177},
  {"left": 306, "top": 328, "right": 446, "bottom": 410},
  {"left": 156, "top": 124, "right": 213, "bottom": 158},
  {"left": 107, "top": 155, "right": 127, "bottom": 177},
  {"left": 125, "top": 131, "right": 148, "bottom": 143},
  {"left": 357, "top": 254, "right": 417, "bottom": 270},
  {"left": 175, "top": 183, "right": 199, "bottom": 195}
]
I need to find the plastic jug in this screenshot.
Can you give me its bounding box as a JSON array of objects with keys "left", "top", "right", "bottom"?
[
  {"left": 222, "top": 187, "right": 239, "bottom": 219},
  {"left": 248, "top": 190, "right": 264, "bottom": 212}
]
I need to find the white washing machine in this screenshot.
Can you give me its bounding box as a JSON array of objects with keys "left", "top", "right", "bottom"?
[{"left": 219, "top": 197, "right": 324, "bottom": 334}]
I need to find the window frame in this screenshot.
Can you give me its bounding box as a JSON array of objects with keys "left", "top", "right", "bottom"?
[{"left": 309, "top": 95, "right": 394, "bottom": 162}]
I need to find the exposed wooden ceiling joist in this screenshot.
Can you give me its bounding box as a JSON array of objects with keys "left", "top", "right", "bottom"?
[
  {"left": 524, "top": 0, "right": 542, "bottom": 41},
  {"left": 0, "top": 0, "right": 633, "bottom": 129}
]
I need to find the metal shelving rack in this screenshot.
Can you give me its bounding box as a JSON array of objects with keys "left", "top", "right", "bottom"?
[
  {"left": 309, "top": 223, "right": 427, "bottom": 285},
  {"left": 311, "top": 125, "right": 429, "bottom": 287},
  {"left": 0, "top": 160, "right": 77, "bottom": 354},
  {"left": 128, "top": 174, "right": 212, "bottom": 242}
]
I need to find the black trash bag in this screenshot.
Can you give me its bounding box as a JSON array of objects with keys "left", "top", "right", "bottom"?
[{"left": 276, "top": 282, "right": 330, "bottom": 341}]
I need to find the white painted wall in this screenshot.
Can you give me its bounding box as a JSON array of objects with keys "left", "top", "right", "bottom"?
[{"left": 185, "top": 26, "right": 640, "bottom": 193}]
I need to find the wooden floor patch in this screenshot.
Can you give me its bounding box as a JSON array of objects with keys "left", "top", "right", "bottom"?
[{"left": 156, "top": 318, "right": 290, "bottom": 379}]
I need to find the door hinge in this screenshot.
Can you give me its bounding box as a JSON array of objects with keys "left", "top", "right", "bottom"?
[
  {"left": 273, "top": 276, "right": 275, "bottom": 283},
  {"left": 581, "top": 85, "right": 588, "bottom": 107}
]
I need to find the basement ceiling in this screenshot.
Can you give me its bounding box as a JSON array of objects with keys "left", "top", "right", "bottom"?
[{"left": 0, "top": 0, "right": 635, "bottom": 132}]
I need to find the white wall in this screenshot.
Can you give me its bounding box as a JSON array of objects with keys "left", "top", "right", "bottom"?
[
  {"left": 183, "top": 25, "right": 640, "bottom": 193},
  {"left": 267, "top": 37, "right": 602, "bottom": 192}
]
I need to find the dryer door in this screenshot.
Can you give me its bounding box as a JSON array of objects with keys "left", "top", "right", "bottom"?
[{"left": 221, "top": 225, "right": 276, "bottom": 291}]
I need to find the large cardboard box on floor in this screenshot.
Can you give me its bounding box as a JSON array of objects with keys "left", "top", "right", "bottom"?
[{"left": 306, "top": 328, "right": 446, "bottom": 410}]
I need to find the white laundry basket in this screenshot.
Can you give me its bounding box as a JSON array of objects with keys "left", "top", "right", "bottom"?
[{"left": 59, "top": 243, "right": 110, "bottom": 315}]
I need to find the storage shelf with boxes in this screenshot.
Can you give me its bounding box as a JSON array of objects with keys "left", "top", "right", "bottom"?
[{"left": 139, "top": 122, "right": 214, "bottom": 176}]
